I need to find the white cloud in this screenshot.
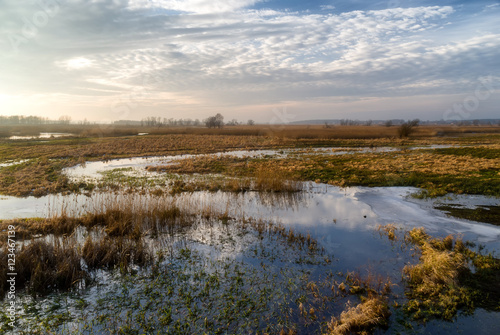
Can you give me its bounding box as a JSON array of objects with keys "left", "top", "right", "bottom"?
[
  {"left": 0, "top": 1, "right": 499, "bottom": 121},
  {"left": 127, "top": 0, "right": 261, "bottom": 14},
  {"left": 61, "top": 57, "right": 94, "bottom": 70}
]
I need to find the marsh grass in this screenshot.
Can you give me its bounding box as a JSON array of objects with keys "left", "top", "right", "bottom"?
[
  {"left": 82, "top": 235, "right": 151, "bottom": 271},
  {"left": 0, "top": 158, "right": 75, "bottom": 197},
  {"left": 150, "top": 157, "right": 303, "bottom": 193},
  {"left": 254, "top": 165, "right": 302, "bottom": 192},
  {"left": 147, "top": 143, "right": 500, "bottom": 197},
  {"left": 0, "top": 199, "right": 342, "bottom": 334},
  {"left": 0, "top": 194, "right": 201, "bottom": 297},
  {"left": 326, "top": 294, "right": 391, "bottom": 335},
  {"left": 8, "top": 237, "right": 85, "bottom": 296},
  {"left": 2, "top": 123, "right": 500, "bottom": 141},
  {"left": 0, "top": 190, "right": 324, "bottom": 300},
  {"left": 399, "top": 228, "right": 500, "bottom": 321},
  {"left": 2, "top": 128, "right": 499, "bottom": 198},
  {"left": 0, "top": 196, "right": 188, "bottom": 241}
]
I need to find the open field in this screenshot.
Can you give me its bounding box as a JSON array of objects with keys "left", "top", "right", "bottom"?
[
  {"left": 0, "top": 125, "right": 499, "bottom": 334},
  {"left": 2, "top": 123, "right": 500, "bottom": 140}
]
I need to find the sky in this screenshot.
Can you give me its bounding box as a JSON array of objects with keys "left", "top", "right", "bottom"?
[{"left": 0, "top": 0, "right": 499, "bottom": 123}]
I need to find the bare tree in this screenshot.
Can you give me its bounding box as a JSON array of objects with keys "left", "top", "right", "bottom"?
[
  {"left": 215, "top": 113, "right": 224, "bottom": 128},
  {"left": 204, "top": 113, "right": 224, "bottom": 128},
  {"left": 397, "top": 119, "right": 420, "bottom": 138},
  {"left": 226, "top": 119, "right": 239, "bottom": 126}
]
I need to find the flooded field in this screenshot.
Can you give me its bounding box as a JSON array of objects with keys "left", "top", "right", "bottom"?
[{"left": 0, "top": 135, "right": 499, "bottom": 334}]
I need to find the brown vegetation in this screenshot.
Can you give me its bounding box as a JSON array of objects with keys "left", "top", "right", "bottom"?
[
  {"left": 326, "top": 295, "right": 390, "bottom": 335},
  {"left": 0, "top": 195, "right": 200, "bottom": 297},
  {"left": 0, "top": 237, "right": 86, "bottom": 296},
  {"left": 1, "top": 125, "right": 499, "bottom": 197},
  {"left": 82, "top": 235, "right": 151, "bottom": 271}
]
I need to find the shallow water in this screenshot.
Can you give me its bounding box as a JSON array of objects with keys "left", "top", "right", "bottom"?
[
  {"left": 2, "top": 184, "right": 499, "bottom": 252},
  {"left": 3, "top": 185, "right": 500, "bottom": 334},
  {"left": 8, "top": 132, "right": 74, "bottom": 140}
]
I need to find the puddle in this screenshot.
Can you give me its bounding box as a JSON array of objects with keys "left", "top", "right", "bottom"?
[
  {"left": 8, "top": 132, "right": 74, "bottom": 140},
  {"left": 0, "top": 159, "right": 30, "bottom": 168},
  {"left": 64, "top": 149, "right": 286, "bottom": 181}
]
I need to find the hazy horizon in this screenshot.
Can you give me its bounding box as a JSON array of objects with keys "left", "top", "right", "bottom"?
[{"left": 1, "top": 0, "right": 499, "bottom": 123}]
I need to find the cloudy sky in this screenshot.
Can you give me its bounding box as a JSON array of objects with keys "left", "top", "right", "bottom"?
[{"left": 0, "top": 0, "right": 499, "bottom": 123}]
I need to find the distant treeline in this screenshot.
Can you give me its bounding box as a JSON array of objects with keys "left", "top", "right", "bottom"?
[
  {"left": 128, "top": 115, "right": 246, "bottom": 127},
  {"left": 0, "top": 115, "right": 49, "bottom": 125},
  {"left": 136, "top": 117, "right": 203, "bottom": 127},
  {"left": 0, "top": 115, "right": 72, "bottom": 125}
]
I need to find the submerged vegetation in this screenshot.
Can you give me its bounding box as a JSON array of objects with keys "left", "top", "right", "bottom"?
[{"left": 0, "top": 192, "right": 388, "bottom": 334}]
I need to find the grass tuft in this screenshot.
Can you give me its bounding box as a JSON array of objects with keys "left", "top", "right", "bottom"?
[
  {"left": 326, "top": 294, "right": 390, "bottom": 335},
  {"left": 3, "top": 238, "right": 86, "bottom": 296}
]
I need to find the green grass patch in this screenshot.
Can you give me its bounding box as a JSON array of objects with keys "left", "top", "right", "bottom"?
[{"left": 435, "top": 205, "right": 500, "bottom": 226}]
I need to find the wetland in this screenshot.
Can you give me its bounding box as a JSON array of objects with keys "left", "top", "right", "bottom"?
[{"left": 0, "top": 125, "right": 499, "bottom": 334}]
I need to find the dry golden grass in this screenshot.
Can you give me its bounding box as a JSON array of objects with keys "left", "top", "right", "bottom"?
[
  {"left": 345, "top": 151, "right": 500, "bottom": 176},
  {"left": 326, "top": 294, "right": 390, "bottom": 335},
  {"left": 0, "top": 205, "right": 185, "bottom": 242},
  {"left": 1, "top": 122, "right": 499, "bottom": 138},
  {"left": 404, "top": 242, "right": 465, "bottom": 296},
  {"left": 254, "top": 165, "right": 302, "bottom": 192},
  {"left": 1, "top": 125, "right": 499, "bottom": 197},
  {"left": 2, "top": 125, "right": 499, "bottom": 161},
  {"left": 150, "top": 157, "right": 303, "bottom": 193},
  {"left": 403, "top": 229, "right": 465, "bottom": 293},
  {"left": 0, "top": 158, "right": 73, "bottom": 197}
]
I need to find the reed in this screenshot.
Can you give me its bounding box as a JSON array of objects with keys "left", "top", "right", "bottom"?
[
  {"left": 82, "top": 235, "right": 151, "bottom": 271},
  {"left": 12, "top": 237, "right": 85, "bottom": 296}
]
